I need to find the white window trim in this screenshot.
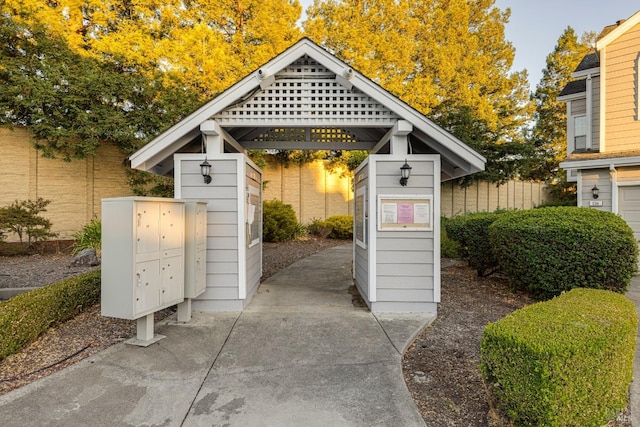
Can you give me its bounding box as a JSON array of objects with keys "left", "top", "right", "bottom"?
[
  {"left": 636, "top": 53, "right": 640, "bottom": 121},
  {"left": 574, "top": 114, "right": 588, "bottom": 151}
]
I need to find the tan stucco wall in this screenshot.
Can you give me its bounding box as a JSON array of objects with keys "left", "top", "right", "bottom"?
[
  {"left": 603, "top": 22, "right": 640, "bottom": 152},
  {"left": 0, "top": 127, "right": 133, "bottom": 241}
]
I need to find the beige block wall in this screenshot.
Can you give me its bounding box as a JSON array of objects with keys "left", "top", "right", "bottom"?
[
  {"left": 440, "top": 180, "right": 550, "bottom": 217},
  {"left": 263, "top": 160, "right": 550, "bottom": 221},
  {"left": 0, "top": 127, "right": 133, "bottom": 241},
  {"left": 262, "top": 160, "right": 353, "bottom": 224}
]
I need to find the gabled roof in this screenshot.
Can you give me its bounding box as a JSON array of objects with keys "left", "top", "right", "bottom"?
[
  {"left": 130, "top": 38, "right": 485, "bottom": 180},
  {"left": 596, "top": 10, "right": 640, "bottom": 49}
]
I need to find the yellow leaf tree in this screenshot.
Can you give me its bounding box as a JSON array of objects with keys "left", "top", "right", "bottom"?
[{"left": 2, "top": 0, "right": 303, "bottom": 96}]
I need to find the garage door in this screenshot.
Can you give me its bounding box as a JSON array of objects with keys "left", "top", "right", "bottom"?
[{"left": 618, "top": 186, "right": 640, "bottom": 243}]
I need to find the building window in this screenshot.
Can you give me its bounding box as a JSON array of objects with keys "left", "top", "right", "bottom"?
[{"left": 574, "top": 115, "right": 587, "bottom": 150}]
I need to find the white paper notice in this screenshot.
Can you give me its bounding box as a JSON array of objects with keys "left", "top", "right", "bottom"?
[
  {"left": 414, "top": 203, "right": 430, "bottom": 224},
  {"left": 247, "top": 204, "right": 256, "bottom": 224},
  {"left": 382, "top": 203, "right": 398, "bottom": 224}
]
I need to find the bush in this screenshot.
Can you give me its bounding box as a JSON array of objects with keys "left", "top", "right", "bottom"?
[
  {"left": 262, "top": 200, "right": 299, "bottom": 242},
  {"left": 0, "top": 198, "right": 57, "bottom": 246},
  {"left": 72, "top": 218, "right": 102, "bottom": 256},
  {"left": 324, "top": 215, "right": 353, "bottom": 239},
  {"left": 489, "top": 207, "right": 637, "bottom": 299},
  {"left": 481, "top": 288, "right": 637, "bottom": 426},
  {"left": 307, "top": 217, "right": 333, "bottom": 238},
  {"left": 440, "top": 216, "right": 460, "bottom": 258},
  {"left": 444, "top": 212, "right": 504, "bottom": 276},
  {"left": 0, "top": 270, "right": 101, "bottom": 361}
]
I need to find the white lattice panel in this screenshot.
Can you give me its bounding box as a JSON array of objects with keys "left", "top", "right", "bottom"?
[{"left": 213, "top": 55, "right": 400, "bottom": 127}]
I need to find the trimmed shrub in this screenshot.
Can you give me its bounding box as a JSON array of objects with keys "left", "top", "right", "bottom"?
[
  {"left": 307, "top": 217, "right": 333, "bottom": 238},
  {"left": 489, "top": 207, "right": 637, "bottom": 299},
  {"left": 0, "top": 270, "right": 101, "bottom": 361},
  {"left": 440, "top": 216, "right": 460, "bottom": 259},
  {"left": 262, "top": 200, "right": 299, "bottom": 242},
  {"left": 481, "top": 288, "right": 637, "bottom": 426},
  {"left": 444, "top": 212, "right": 504, "bottom": 276},
  {"left": 324, "top": 215, "right": 353, "bottom": 239}
]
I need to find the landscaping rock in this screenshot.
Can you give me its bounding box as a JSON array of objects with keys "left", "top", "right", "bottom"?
[{"left": 69, "top": 249, "right": 100, "bottom": 267}]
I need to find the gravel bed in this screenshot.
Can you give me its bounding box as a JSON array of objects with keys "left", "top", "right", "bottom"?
[{"left": 0, "top": 254, "right": 98, "bottom": 289}]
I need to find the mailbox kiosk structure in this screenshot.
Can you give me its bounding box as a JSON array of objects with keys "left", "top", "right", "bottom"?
[{"left": 128, "top": 38, "right": 485, "bottom": 314}]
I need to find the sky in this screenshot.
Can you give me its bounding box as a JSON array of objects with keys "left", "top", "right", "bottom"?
[{"left": 298, "top": 0, "right": 639, "bottom": 93}]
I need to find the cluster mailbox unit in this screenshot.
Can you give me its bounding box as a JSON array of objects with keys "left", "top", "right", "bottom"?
[{"left": 101, "top": 197, "right": 207, "bottom": 345}]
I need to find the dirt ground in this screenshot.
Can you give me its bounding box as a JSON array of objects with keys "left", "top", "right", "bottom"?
[{"left": 0, "top": 239, "right": 633, "bottom": 425}]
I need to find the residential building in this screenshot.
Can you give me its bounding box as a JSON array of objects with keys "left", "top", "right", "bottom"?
[{"left": 559, "top": 10, "right": 640, "bottom": 241}]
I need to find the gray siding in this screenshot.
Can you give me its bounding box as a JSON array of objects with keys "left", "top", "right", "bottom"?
[
  {"left": 571, "top": 99, "right": 587, "bottom": 115},
  {"left": 178, "top": 156, "right": 242, "bottom": 310},
  {"left": 580, "top": 169, "right": 612, "bottom": 211},
  {"left": 372, "top": 156, "right": 437, "bottom": 312}
]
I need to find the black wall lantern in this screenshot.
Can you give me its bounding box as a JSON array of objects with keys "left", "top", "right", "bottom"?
[
  {"left": 592, "top": 185, "right": 599, "bottom": 199},
  {"left": 400, "top": 159, "right": 412, "bottom": 187},
  {"left": 200, "top": 159, "right": 212, "bottom": 184}
]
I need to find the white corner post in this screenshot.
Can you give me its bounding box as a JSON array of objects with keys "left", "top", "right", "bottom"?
[
  {"left": 390, "top": 120, "right": 413, "bottom": 155},
  {"left": 200, "top": 120, "right": 224, "bottom": 154}
]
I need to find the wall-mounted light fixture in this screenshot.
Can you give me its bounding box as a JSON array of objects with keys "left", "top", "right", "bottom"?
[
  {"left": 200, "top": 159, "right": 212, "bottom": 184},
  {"left": 400, "top": 159, "right": 412, "bottom": 187},
  {"left": 591, "top": 185, "right": 599, "bottom": 199}
]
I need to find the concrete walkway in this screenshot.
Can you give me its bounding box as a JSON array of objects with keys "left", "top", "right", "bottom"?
[{"left": 0, "top": 244, "right": 434, "bottom": 426}]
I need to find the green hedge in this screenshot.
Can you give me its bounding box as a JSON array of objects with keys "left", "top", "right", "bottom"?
[
  {"left": 262, "top": 200, "right": 299, "bottom": 242},
  {"left": 440, "top": 216, "right": 460, "bottom": 258},
  {"left": 0, "top": 270, "right": 101, "bottom": 361},
  {"left": 324, "top": 215, "right": 353, "bottom": 239},
  {"left": 489, "top": 207, "right": 638, "bottom": 299},
  {"left": 444, "top": 212, "right": 503, "bottom": 276},
  {"left": 481, "top": 288, "right": 637, "bottom": 426}
]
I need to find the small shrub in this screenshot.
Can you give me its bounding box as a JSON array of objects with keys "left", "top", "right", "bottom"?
[
  {"left": 0, "top": 198, "right": 57, "bottom": 246},
  {"left": 307, "top": 218, "right": 333, "bottom": 238},
  {"left": 324, "top": 215, "right": 353, "bottom": 239},
  {"left": 72, "top": 218, "right": 102, "bottom": 256},
  {"left": 440, "top": 216, "right": 460, "bottom": 258},
  {"left": 481, "top": 288, "right": 637, "bottom": 426},
  {"left": 444, "top": 212, "right": 504, "bottom": 276},
  {"left": 489, "top": 207, "right": 638, "bottom": 299},
  {"left": 294, "top": 222, "right": 308, "bottom": 239},
  {"left": 0, "top": 270, "right": 101, "bottom": 361},
  {"left": 262, "top": 200, "right": 299, "bottom": 242}
]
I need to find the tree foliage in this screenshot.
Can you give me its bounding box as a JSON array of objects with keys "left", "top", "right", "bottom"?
[
  {"left": 304, "top": 0, "right": 534, "bottom": 183},
  {"left": 305, "top": 0, "right": 532, "bottom": 137},
  {"left": 2, "top": 0, "right": 303, "bottom": 98},
  {"left": 0, "top": 15, "right": 200, "bottom": 160},
  {"left": 527, "top": 27, "right": 594, "bottom": 182}
]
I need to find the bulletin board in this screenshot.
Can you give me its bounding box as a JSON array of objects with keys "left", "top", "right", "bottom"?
[{"left": 377, "top": 194, "right": 433, "bottom": 231}]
